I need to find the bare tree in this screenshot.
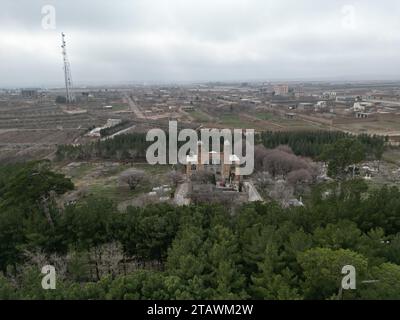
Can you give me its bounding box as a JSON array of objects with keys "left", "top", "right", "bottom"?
[
  {"left": 269, "top": 180, "right": 294, "bottom": 203},
  {"left": 254, "top": 171, "right": 274, "bottom": 189},
  {"left": 254, "top": 145, "right": 269, "bottom": 171},
  {"left": 22, "top": 250, "right": 69, "bottom": 281},
  {"left": 263, "top": 149, "right": 310, "bottom": 178},
  {"left": 287, "top": 169, "right": 313, "bottom": 186},
  {"left": 119, "top": 169, "right": 145, "bottom": 190},
  {"left": 275, "top": 144, "right": 294, "bottom": 154},
  {"left": 89, "top": 242, "right": 124, "bottom": 279}
]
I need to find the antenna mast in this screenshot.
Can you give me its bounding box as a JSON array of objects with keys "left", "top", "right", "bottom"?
[{"left": 61, "top": 32, "right": 74, "bottom": 103}]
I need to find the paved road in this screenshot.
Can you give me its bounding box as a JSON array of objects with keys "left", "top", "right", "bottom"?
[
  {"left": 100, "top": 125, "right": 136, "bottom": 141},
  {"left": 125, "top": 94, "right": 145, "bottom": 119},
  {"left": 174, "top": 182, "right": 190, "bottom": 206}
]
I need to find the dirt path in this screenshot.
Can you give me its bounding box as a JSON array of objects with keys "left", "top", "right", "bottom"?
[
  {"left": 239, "top": 113, "right": 285, "bottom": 130},
  {"left": 125, "top": 94, "right": 145, "bottom": 119}
]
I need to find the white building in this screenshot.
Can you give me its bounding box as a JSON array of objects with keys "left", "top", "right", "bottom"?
[
  {"left": 315, "top": 101, "right": 328, "bottom": 110},
  {"left": 273, "top": 84, "right": 289, "bottom": 96}
]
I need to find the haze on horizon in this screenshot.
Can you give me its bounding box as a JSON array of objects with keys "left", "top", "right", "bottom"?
[{"left": 1, "top": 0, "right": 400, "bottom": 88}]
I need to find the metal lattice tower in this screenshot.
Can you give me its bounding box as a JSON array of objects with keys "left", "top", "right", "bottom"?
[{"left": 61, "top": 32, "right": 74, "bottom": 103}]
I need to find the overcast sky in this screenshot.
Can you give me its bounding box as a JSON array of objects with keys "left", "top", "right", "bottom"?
[{"left": 1, "top": 0, "right": 400, "bottom": 87}]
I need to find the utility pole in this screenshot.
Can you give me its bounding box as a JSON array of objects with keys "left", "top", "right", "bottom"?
[{"left": 61, "top": 32, "right": 74, "bottom": 104}]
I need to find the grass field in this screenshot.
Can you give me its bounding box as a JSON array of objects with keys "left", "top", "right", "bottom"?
[
  {"left": 61, "top": 161, "right": 173, "bottom": 204},
  {"left": 87, "top": 178, "right": 151, "bottom": 202},
  {"left": 217, "top": 114, "right": 251, "bottom": 128},
  {"left": 187, "top": 109, "right": 211, "bottom": 122},
  {"left": 110, "top": 104, "right": 130, "bottom": 112},
  {"left": 250, "top": 112, "right": 327, "bottom": 131},
  {"left": 335, "top": 120, "right": 400, "bottom": 135},
  {"left": 253, "top": 112, "right": 274, "bottom": 121},
  {"left": 185, "top": 108, "right": 332, "bottom": 132},
  {"left": 383, "top": 148, "right": 400, "bottom": 165}
]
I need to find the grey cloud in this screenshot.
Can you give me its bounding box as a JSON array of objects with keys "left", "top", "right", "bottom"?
[{"left": 0, "top": 0, "right": 399, "bottom": 87}]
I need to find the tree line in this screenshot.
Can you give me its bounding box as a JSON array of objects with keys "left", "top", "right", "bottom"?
[
  {"left": 56, "top": 133, "right": 149, "bottom": 162},
  {"left": 56, "top": 130, "right": 387, "bottom": 164},
  {"left": 259, "top": 131, "right": 387, "bottom": 160},
  {"left": 56, "top": 130, "right": 387, "bottom": 162}
]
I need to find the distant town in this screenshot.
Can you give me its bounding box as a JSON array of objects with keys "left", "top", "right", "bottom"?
[{"left": 3, "top": 80, "right": 400, "bottom": 157}]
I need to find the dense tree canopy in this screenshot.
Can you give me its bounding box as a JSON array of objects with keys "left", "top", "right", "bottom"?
[
  {"left": 320, "top": 138, "right": 366, "bottom": 179},
  {"left": 1, "top": 161, "right": 400, "bottom": 299}
]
